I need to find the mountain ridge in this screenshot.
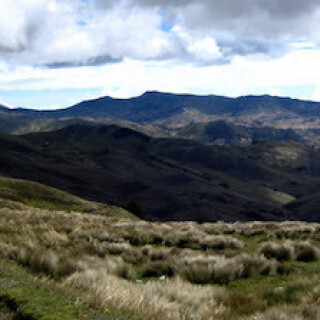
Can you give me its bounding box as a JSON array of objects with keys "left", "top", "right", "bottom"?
[{"left": 1, "top": 91, "right": 320, "bottom": 146}]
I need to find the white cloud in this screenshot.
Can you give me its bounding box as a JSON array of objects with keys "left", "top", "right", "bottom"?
[
  {"left": 2, "top": 48, "right": 320, "bottom": 106},
  {"left": 172, "top": 25, "right": 222, "bottom": 62},
  {"left": 1, "top": 1, "right": 320, "bottom": 108},
  {"left": 2, "top": 0, "right": 320, "bottom": 68},
  {"left": 0, "top": 0, "right": 177, "bottom": 67}
]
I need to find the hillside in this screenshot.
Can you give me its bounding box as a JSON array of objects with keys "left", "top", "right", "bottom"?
[
  {"left": 0, "top": 124, "right": 319, "bottom": 221},
  {"left": 175, "top": 121, "right": 305, "bottom": 146},
  {"left": 286, "top": 191, "right": 320, "bottom": 221},
  {"left": 56, "top": 92, "right": 320, "bottom": 126},
  {"left": 2, "top": 92, "right": 320, "bottom": 146},
  {"left": 0, "top": 175, "right": 134, "bottom": 219},
  {"left": 0, "top": 143, "right": 318, "bottom": 320},
  {"left": 245, "top": 141, "right": 320, "bottom": 175}
]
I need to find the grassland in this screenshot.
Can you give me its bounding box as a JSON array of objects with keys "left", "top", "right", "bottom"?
[{"left": 0, "top": 178, "right": 318, "bottom": 320}]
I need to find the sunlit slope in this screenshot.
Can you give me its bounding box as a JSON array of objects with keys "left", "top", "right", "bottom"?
[{"left": 0, "top": 175, "right": 135, "bottom": 219}]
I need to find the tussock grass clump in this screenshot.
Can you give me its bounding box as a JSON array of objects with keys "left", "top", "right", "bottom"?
[
  {"left": 179, "top": 254, "right": 277, "bottom": 284},
  {"left": 97, "top": 232, "right": 125, "bottom": 243},
  {"left": 121, "top": 247, "right": 144, "bottom": 264},
  {"left": 78, "top": 255, "right": 136, "bottom": 280},
  {"left": 198, "top": 221, "right": 319, "bottom": 241},
  {"left": 141, "top": 260, "right": 175, "bottom": 278},
  {"left": 82, "top": 241, "right": 136, "bottom": 258},
  {"left": 237, "top": 254, "right": 278, "bottom": 277},
  {"left": 141, "top": 245, "right": 173, "bottom": 261},
  {"left": 260, "top": 242, "right": 295, "bottom": 261},
  {"left": 123, "top": 228, "right": 164, "bottom": 246},
  {"left": 200, "top": 235, "right": 245, "bottom": 250},
  {"left": 104, "top": 257, "right": 137, "bottom": 280},
  {"left": 41, "top": 230, "right": 69, "bottom": 247},
  {"left": 295, "top": 242, "right": 319, "bottom": 262},
  {"left": 65, "top": 271, "right": 230, "bottom": 320},
  {"left": 260, "top": 241, "right": 319, "bottom": 262},
  {"left": 104, "top": 242, "right": 132, "bottom": 255},
  {"left": 13, "top": 246, "right": 78, "bottom": 279}
]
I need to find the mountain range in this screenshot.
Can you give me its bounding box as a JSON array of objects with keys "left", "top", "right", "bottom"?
[
  {"left": 0, "top": 91, "right": 319, "bottom": 221},
  {"left": 2, "top": 91, "right": 320, "bottom": 146}
]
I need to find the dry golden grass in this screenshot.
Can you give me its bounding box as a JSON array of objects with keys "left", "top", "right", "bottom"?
[
  {"left": 0, "top": 203, "right": 319, "bottom": 319},
  {"left": 65, "top": 272, "right": 230, "bottom": 320}
]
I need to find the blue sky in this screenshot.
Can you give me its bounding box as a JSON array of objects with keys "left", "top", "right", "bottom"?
[
  {"left": 1, "top": 0, "right": 320, "bottom": 110},
  {"left": 0, "top": 88, "right": 102, "bottom": 109}
]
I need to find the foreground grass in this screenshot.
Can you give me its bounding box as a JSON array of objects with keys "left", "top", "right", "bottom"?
[
  {"left": 0, "top": 198, "right": 318, "bottom": 319},
  {"left": 0, "top": 258, "right": 115, "bottom": 320}
]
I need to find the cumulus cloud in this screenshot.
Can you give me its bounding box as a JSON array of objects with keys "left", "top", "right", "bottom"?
[
  {"left": 1, "top": 0, "right": 320, "bottom": 69},
  {"left": 1, "top": 0, "right": 320, "bottom": 108},
  {"left": 98, "top": 0, "right": 320, "bottom": 58},
  {"left": 0, "top": 0, "right": 176, "bottom": 67}
]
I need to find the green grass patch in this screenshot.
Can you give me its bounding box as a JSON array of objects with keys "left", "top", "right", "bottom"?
[
  {"left": 228, "top": 261, "right": 320, "bottom": 312},
  {"left": 0, "top": 258, "right": 117, "bottom": 320}
]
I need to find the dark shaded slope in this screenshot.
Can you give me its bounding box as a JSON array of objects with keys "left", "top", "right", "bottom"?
[
  {"left": 241, "top": 141, "right": 320, "bottom": 221},
  {"left": 176, "top": 121, "right": 303, "bottom": 145},
  {"left": 0, "top": 124, "right": 308, "bottom": 221},
  {"left": 286, "top": 192, "right": 320, "bottom": 221},
  {"left": 245, "top": 141, "right": 320, "bottom": 176}
]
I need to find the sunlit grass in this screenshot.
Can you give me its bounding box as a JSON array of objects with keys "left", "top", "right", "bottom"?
[{"left": 0, "top": 198, "right": 318, "bottom": 319}]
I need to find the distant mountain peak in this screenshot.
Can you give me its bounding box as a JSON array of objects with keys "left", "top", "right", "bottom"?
[
  {"left": 0, "top": 104, "right": 10, "bottom": 110},
  {"left": 140, "top": 90, "right": 183, "bottom": 98}
]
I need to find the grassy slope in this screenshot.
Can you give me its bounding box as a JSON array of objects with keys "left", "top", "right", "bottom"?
[
  {"left": 0, "top": 181, "right": 318, "bottom": 319},
  {"left": 0, "top": 175, "right": 136, "bottom": 219},
  {"left": 0, "top": 258, "right": 114, "bottom": 320},
  {"left": 0, "top": 176, "right": 136, "bottom": 319},
  {"left": 0, "top": 190, "right": 318, "bottom": 320}
]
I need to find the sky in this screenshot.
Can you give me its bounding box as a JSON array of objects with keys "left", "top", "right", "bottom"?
[{"left": 1, "top": 0, "right": 320, "bottom": 109}]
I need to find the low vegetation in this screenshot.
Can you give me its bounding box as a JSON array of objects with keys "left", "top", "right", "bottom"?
[{"left": 0, "top": 191, "right": 319, "bottom": 319}]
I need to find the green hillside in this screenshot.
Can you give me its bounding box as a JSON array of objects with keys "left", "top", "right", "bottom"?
[{"left": 0, "top": 175, "right": 135, "bottom": 219}]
